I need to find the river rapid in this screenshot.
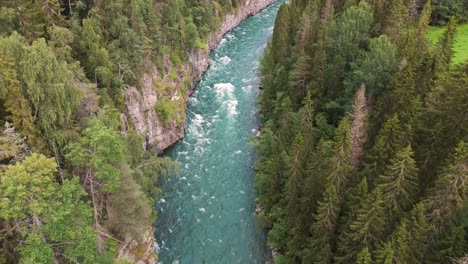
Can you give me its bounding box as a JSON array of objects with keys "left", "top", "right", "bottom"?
[{"left": 155, "top": 2, "right": 283, "bottom": 263}]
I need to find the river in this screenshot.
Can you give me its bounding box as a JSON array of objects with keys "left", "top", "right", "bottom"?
[{"left": 155, "top": 2, "right": 283, "bottom": 263}]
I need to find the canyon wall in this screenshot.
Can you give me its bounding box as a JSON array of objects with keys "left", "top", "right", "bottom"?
[
  {"left": 124, "top": 0, "right": 276, "bottom": 152},
  {"left": 121, "top": 1, "right": 276, "bottom": 262}
]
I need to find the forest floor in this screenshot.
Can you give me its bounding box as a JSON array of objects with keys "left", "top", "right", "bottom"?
[{"left": 427, "top": 24, "right": 468, "bottom": 64}]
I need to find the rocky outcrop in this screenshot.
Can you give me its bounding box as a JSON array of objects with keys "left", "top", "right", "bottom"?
[
  {"left": 118, "top": 227, "right": 157, "bottom": 264},
  {"left": 124, "top": 0, "right": 276, "bottom": 152}
]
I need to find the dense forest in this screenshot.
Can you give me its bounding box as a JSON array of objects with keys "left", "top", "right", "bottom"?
[
  {"left": 0, "top": 0, "right": 245, "bottom": 263},
  {"left": 255, "top": 0, "right": 467, "bottom": 263}
]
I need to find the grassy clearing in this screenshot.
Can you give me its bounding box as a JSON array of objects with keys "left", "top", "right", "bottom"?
[{"left": 427, "top": 24, "right": 468, "bottom": 64}]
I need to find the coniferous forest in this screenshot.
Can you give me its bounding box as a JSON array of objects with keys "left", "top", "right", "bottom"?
[
  {"left": 255, "top": 0, "right": 467, "bottom": 263},
  {"left": 0, "top": 0, "right": 467, "bottom": 263},
  {"left": 0, "top": 0, "right": 243, "bottom": 263}
]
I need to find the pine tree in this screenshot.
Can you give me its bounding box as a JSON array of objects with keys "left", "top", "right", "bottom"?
[
  {"left": 347, "top": 36, "right": 398, "bottom": 97},
  {"left": 328, "top": 2, "right": 373, "bottom": 66},
  {"left": 377, "top": 145, "right": 419, "bottom": 219}
]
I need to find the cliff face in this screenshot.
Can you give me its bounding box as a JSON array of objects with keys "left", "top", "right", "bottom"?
[{"left": 124, "top": 0, "right": 276, "bottom": 152}]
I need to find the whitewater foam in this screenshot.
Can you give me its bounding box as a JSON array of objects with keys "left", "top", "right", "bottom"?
[{"left": 213, "top": 83, "right": 235, "bottom": 98}]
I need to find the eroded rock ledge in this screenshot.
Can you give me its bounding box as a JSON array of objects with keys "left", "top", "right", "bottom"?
[{"left": 124, "top": 0, "right": 276, "bottom": 152}]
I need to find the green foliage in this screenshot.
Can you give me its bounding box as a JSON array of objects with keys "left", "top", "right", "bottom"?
[
  {"left": 0, "top": 154, "right": 99, "bottom": 263},
  {"left": 257, "top": 0, "right": 468, "bottom": 262},
  {"left": 271, "top": 4, "right": 291, "bottom": 63},
  {"left": 427, "top": 24, "right": 468, "bottom": 64},
  {"left": 0, "top": 153, "right": 57, "bottom": 219},
  {"left": 305, "top": 185, "right": 340, "bottom": 263},
  {"left": 424, "top": 141, "right": 468, "bottom": 231},
  {"left": 377, "top": 145, "right": 419, "bottom": 218},
  {"left": 356, "top": 247, "right": 372, "bottom": 264},
  {"left": 0, "top": 0, "right": 252, "bottom": 262},
  {"left": 327, "top": 118, "right": 352, "bottom": 191},
  {"left": 66, "top": 118, "right": 124, "bottom": 193},
  {"left": 328, "top": 2, "right": 373, "bottom": 65},
  {"left": 347, "top": 35, "right": 398, "bottom": 96},
  {"left": 431, "top": 0, "right": 467, "bottom": 25},
  {"left": 106, "top": 164, "right": 152, "bottom": 242},
  {"left": 336, "top": 188, "right": 386, "bottom": 263}
]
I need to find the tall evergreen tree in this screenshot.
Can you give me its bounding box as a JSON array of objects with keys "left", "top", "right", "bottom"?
[
  {"left": 271, "top": 4, "right": 291, "bottom": 64},
  {"left": 363, "top": 114, "right": 404, "bottom": 186},
  {"left": 423, "top": 141, "right": 467, "bottom": 232},
  {"left": 356, "top": 247, "right": 372, "bottom": 264},
  {"left": 285, "top": 133, "right": 307, "bottom": 261},
  {"left": 304, "top": 185, "right": 340, "bottom": 264},
  {"left": 336, "top": 188, "right": 386, "bottom": 263},
  {"left": 327, "top": 118, "right": 353, "bottom": 191},
  {"left": 377, "top": 145, "right": 419, "bottom": 219}
]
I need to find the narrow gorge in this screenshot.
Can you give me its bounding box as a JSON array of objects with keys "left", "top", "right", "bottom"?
[
  {"left": 124, "top": 0, "right": 276, "bottom": 152},
  {"left": 154, "top": 2, "right": 282, "bottom": 263}
]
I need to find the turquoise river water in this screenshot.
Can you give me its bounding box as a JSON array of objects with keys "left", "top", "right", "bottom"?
[{"left": 155, "top": 2, "right": 282, "bottom": 263}]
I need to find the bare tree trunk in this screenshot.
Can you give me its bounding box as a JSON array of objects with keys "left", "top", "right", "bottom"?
[{"left": 350, "top": 84, "right": 368, "bottom": 168}]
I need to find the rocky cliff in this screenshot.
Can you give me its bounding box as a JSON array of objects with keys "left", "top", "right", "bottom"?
[{"left": 124, "top": 0, "right": 276, "bottom": 152}]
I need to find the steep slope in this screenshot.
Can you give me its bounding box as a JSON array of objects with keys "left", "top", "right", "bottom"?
[{"left": 125, "top": 0, "right": 276, "bottom": 152}]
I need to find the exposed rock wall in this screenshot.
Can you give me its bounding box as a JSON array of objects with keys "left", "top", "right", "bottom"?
[{"left": 124, "top": 0, "right": 276, "bottom": 152}]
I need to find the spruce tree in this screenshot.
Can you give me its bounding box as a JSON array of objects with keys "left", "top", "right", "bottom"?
[
  {"left": 271, "top": 4, "right": 291, "bottom": 64},
  {"left": 374, "top": 242, "right": 395, "bottom": 264},
  {"left": 304, "top": 185, "right": 340, "bottom": 264},
  {"left": 363, "top": 114, "right": 403, "bottom": 186},
  {"left": 327, "top": 118, "right": 353, "bottom": 191},
  {"left": 424, "top": 141, "right": 467, "bottom": 232},
  {"left": 425, "top": 224, "right": 467, "bottom": 263},
  {"left": 377, "top": 145, "right": 419, "bottom": 219},
  {"left": 336, "top": 188, "right": 386, "bottom": 263},
  {"left": 437, "top": 16, "right": 457, "bottom": 67},
  {"left": 285, "top": 133, "right": 307, "bottom": 261},
  {"left": 356, "top": 247, "right": 372, "bottom": 264}
]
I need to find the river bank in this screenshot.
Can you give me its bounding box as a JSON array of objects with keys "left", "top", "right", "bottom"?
[
  {"left": 155, "top": 2, "right": 284, "bottom": 263},
  {"left": 124, "top": 0, "right": 276, "bottom": 153}
]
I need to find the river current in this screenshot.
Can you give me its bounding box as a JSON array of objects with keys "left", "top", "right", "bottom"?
[{"left": 155, "top": 2, "right": 283, "bottom": 263}]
